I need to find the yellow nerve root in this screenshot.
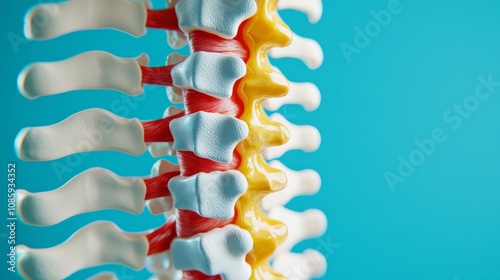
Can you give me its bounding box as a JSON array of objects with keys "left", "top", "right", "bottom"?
[{"left": 236, "top": 0, "right": 293, "bottom": 278}]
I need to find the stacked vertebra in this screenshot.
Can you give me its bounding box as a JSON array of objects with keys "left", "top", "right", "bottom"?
[{"left": 15, "top": 0, "right": 326, "bottom": 279}]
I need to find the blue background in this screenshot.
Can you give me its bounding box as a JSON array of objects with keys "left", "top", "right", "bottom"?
[{"left": 2, "top": 0, "right": 500, "bottom": 279}]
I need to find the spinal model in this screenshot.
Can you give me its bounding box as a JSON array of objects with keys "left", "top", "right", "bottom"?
[{"left": 15, "top": 0, "right": 326, "bottom": 279}]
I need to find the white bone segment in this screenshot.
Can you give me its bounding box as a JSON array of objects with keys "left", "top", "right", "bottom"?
[
  {"left": 277, "top": 0, "right": 323, "bottom": 23},
  {"left": 147, "top": 141, "right": 175, "bottom": 158},
  {"left": 264, "top": 113, "right": 321, "bottom": 159},
  {"left": 165, "top": 53, "right": 188, "bottom": 104},
  {"left": 272, "top": 249, "right": 327, "bottom": 280},
  {"left": 171, "top": 225, "right": 253, "bottom": 280},
  {"left": 17, "top": 168, "right": 146, "bottom": 226},
  {"left": 146, "top": 159, "right": 179, "bottom": 215},
  {"left": 147, "top": 106, "right": 184, "bottom": 158},
  {"left": 261, "top": 160, "right": 321, "bottom": 210},
  {"left": 17, "top": 222, "right": 149, "bottom": 280},
  {"left": 18, "top": 51, "right": 147, "bottom": 99},
  {"left": 146, "top": 194, "right": 173, "bottom": 216},
  {"left": 166, "top": 0, "right": 187, "bottom": 49},
  {"left": 145, "top": 162, "right": 180, "bottom": 279},
  {"left": 170, "top": 112, "right": 249, "bottom": 163},
  {"left": 25, "top": 0, "right": 147, "bottom": 40},
  {"left": 269, "top": 207, "right": 327, "bottom": 256},
  {"left": 166, "top": 88, "right": 184, "bottom": 104},
  {"left": 15, "top": 108, "right": 147, "bottom": 161},
  {"left": 88, "top": 272, "right": 119, "bottom": 280},
  {"left": 171, "top": 51, "right": 246, "bottom": 99},
  {"left": 168, "top": 171, "right": 247, "bottom": 219},
  {"left": 166, "top": 89, "right": 184, "bottom": 104},
  {"left": 263, "top": 81, "right": 321, "bottom": 111},
  {"left": 269, "top": 33, "right": 324, "bottom": 69},
  {"left": 175, "top": 0, "right": 257, "bottom": 39},
  {"left": 146, "top": 250, "right": 182, "bottom": 280}
]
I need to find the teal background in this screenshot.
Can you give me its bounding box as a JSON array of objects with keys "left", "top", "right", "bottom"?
[{"left": 2, "top": 0, "right": 500, "bottom": 279}]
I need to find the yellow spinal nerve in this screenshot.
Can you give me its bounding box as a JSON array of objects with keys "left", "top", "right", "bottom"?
[{"left": 236, "top": 0, "right": 293, "bottom": 278}]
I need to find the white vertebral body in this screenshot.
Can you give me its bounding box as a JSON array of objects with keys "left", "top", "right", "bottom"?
[
  {"left": 18, "top": 222, "right": 149, "bottom": 280},
  {"left": 16, "top": 108, "right": 146, "bottom": 161},
  {"left": 170, "top": 112, "right": 249, "bottom": 163},
  {"left": 172, "top": 51, "right": 246, "bottom": 99},
  {"left": 175, "top": 0, "right": 257, "bottom": 39},
  {"left": 25, "top": 0, "right": 147, "bottom": 39},
  {"left": 17, "top": 168, "right": 146, "bottom": 226},
  {"left": 264, "top": 113, "right": 321, "bottom": 159},
  {"left": 169, "top": 171, "right": 247, "bottom": 219},
  {"left": 171, "top": 225, "right": 253, "bottom": 280}
]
